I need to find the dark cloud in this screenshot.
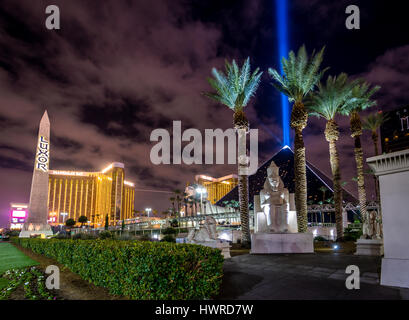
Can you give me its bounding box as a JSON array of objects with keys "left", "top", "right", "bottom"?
[
  {"left": 0, "top": 0, "right": 254, "bottom": 226},
  {"left": 0, "top": 0, "right": 408, "bottom": 226}
]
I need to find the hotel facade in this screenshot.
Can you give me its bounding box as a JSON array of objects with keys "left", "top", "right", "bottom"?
[
  {"left": 48, "top": 162, "right": 135, "bottom": 227},
  {"left": 195, "top": 174, "right": 238, "bottom": 204}
]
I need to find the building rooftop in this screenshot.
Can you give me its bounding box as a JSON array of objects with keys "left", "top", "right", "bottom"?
[
  {"left": 216, "top": 146, "right": 357, "bottom": 206},
  {"left": 49, "top": 162, "right": 134, "bottom": 187}
]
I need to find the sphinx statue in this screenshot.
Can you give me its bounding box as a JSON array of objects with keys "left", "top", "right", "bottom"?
[
  {"left": 186, "top": 216, "right": 231, "bottom": 258},
  {"left": 254, "top": 161, "right": 292, "bottom": 233},
  {"left": 187, "top": 216, "right": 218, "bottom": 242},
  {"left": 252, "top": 161, "right": 313, "bottom": 253}
]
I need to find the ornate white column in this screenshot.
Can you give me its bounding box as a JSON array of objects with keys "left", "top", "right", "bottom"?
[{"left": 367, "top": 149, "right": 409, "bottom": 288}]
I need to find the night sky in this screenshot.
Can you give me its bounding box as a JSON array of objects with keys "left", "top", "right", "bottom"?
[{"left": 1, "top": 0, "right": 409, "bottom": 227}]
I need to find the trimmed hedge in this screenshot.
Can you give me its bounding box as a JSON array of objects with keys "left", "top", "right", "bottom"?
[{"left": 12, "top": 238, "right": 224, "bottom": 300}]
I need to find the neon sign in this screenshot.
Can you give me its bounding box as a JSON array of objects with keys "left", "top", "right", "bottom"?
[
  {"left": 36, "top": 136, "right": 49, "bottom": 172},
  {"left": 12, "top": 210, "right": 27, "bottom": 218}
]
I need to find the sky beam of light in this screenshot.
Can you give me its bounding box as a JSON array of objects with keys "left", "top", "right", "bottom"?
[
  {"left": 275, "top": 0, "right": 290, "bottom": 147},
  {"left": 259, "top": 123, "right": 283, "bottom": 146}
]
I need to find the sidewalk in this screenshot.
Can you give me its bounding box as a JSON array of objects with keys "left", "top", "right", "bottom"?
[{"left": 217, "top": 253, "right": 409, "bottom": 300}]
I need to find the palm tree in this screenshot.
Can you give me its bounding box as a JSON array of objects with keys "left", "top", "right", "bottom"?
[
  {"left": 169, "top": 197, "right": 176, "bottom": 215},
  {"left": 78, "top": 215, "right": 88, "bottom": 228},
  {"left": 307, "top": 73, "right": 357, "bottom": 239},
  {"left": 269, "top": 45, "right": 327, "bottom": 233},
  {"left": 342, "top": 81, "right": 380, "bottom": 233},
  {"left": 172, "top": 189, "right": 182, "bottom": 215},
  {"left": 104, "top": 215, "right": 109, "bottom": 230},
  {"left": 362, "top": 111, "right": 388, "bottom": 156},
  {"left": 319, "top": 186, "right": 328, "bottom": 203},
  {"left": 204, "top": 57, "right": 262, "bottom": 247},
  {"left": 133, "top": 210, "right": 140, "bottom": 219},
  {"left": 187, "top": 199, "right": 193, "bottom": 216},
  {"left": 362, "top": 111, "right": 388, "bottom": 204},
  {"left": 183, "top": 196, "right": 188, "bottom": 217},
  {"left": 65, "top": 218, "right": 76, "bottom": 236},
  {"left": 65, "top": 218, "right": 76, "bottom": 228}
]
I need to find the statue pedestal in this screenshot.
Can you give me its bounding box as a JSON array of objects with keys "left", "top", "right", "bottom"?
[
  {"left": 19, "top": 223, "right": 53, "bottom": 238},
  {"left": 355, "top": 239, "right": 384, "bottom": 256},
  {"left": 251, "top": 233, "right": 314, "bottom": 254},
  {"left": 192, "top": 240, "right": 231, "bottom": 259}
]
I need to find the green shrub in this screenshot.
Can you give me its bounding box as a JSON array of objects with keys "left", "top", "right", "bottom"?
[
  {"left": 162, "top": 227, "right": 177, "bottom": 235},
  {"left": 342, "top": 232, "right": 362, "bottom": 242},
  {"left": 343, "top": 226, "right": 362, "bottom": 241},
  {"left": 98, "top": 231, "right": 113, "bottom": 239},
  {"left": 170, "top": 219, "right": 179, "bottom": 228},
  {"left": 314, "top": 236, "right": 328, "bottom": 242},
  {"left": 138, "top": 234, "right": 151, "bottom": 241},
  {"left": 161, "top": 235, "right": 176, "bottom": 243},
  {"left": 54, "top": 232, "right": 72, "bottom": 239},
  {"left": 6, "top": 230, "right": 20, "bottom": 237},
  {"left": 72, "top": 233, "right": 98, "bottom": 240},
  {"left": 118, "top": 232, "right": 133, "bottom": 241},
  {"left": 71, "top": 233, "right": 82, "bottom": 240},
  {"left": 11, "top": 238, "right": 223, "bottom": 299}
]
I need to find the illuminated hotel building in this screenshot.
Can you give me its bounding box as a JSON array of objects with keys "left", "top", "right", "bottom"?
[
  {"left": 195, "top": 174, "right": 238, "bottom": 204},
  {"left": 48, "top": 162, "right": 135, "bottom": 227},
  {"left": 9, "top": 203, "right": 29, "bottom": 230}
]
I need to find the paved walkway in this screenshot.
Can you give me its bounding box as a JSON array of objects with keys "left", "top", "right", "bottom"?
[{"left": 218, "top": 253, "right": 409, "bottom": 300}]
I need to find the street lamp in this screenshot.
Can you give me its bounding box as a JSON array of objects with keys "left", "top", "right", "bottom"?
[
  {"left": 145, "top": 208, "right": 152, "bottom": 218},
  {"left": 196, "top": 187, "right": 207, "bottom": 215},
  {"left": 60, "top": 212, "right": 68, "bottom": 224}
]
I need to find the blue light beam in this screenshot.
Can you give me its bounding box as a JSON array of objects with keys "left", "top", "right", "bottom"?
[{"left": 275, "top": 0, "right": 290, "bottom": 147}]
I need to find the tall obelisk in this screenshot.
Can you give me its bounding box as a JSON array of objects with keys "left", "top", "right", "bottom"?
[{"left": 20, "top": 111, "right": 53, "bottom": 237}]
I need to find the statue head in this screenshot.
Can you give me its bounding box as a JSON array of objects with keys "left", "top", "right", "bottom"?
[
  {"left": 205, "top": 216, "right": 217, "bottom": 225},
  {"left": 266, "top": 162, "right": 280, "bottom": 192}
]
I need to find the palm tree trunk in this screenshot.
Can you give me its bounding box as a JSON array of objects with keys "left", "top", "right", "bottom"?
[
  {"left": 236, "top": 126, "right": 251, "bottom": 247},
  {"left": 291, "top": 101, "right": 308, "bottom": 233},
  {"left": 353, "top": 136, "right": 368, "bottom": 234},
  {"left": 294, "top": 128, "right": 308, "bottom": 232},
  {"left": 325, "top": 120, "right": 343, "bottom": 239},
  {"left": 350, "top": 112, "right": 368, "bottom": 235},
  {"left": 234, "top": 108, "right": 251, "bottom": 247},
  {"left": 328, "top": 139, "right": 343, "bottom": 239},
  {"left": 371, "top": 131, "right": 379, "bottom": 156},
  {"left": 371, "top": 131, "right": 381, "bottom": 203},
  {"left": 238, "top": 174, "right": 250, "bottom": 246},
  {"left": 371, "top": 130, "right": 382, "bottom": 231}
]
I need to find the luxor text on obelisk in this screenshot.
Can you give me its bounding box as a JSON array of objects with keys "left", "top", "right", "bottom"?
[{"left": 19, "top": 110, "right": 53, "bottom": 237}]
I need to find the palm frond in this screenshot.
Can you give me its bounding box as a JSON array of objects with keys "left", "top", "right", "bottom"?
[
  {"left": 362, "top": 112, "right": 389, "bottom": 131},
  {"left": 341, "top": 80, "right": 381, "bottom": 115},
  {"left": 204, "top": 57, "right": 263, "bottom": 110},
  {"left": 268, "top": 45, "right": 327, "bottom": 103},
  {"left": 306, "top": 73, "right": 356, "bottom": 121}
]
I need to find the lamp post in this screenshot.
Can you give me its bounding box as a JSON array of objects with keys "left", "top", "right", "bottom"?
[
  {"left": 145, "top": 208, "right": 152, "bottom": 218},
  {"left": 60, "top": 212, "right": 68, "bottom": 232},
  {"left": 196, "top": 187, "right": 207, "bottom": 215},
  {"left": 60, "top": 212, "right": 68, "bottom": 224}
]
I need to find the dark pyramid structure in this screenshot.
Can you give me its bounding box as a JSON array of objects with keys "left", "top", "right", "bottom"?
[{"left": 216, "top": 146, "right": 357, "bottom": 207}]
